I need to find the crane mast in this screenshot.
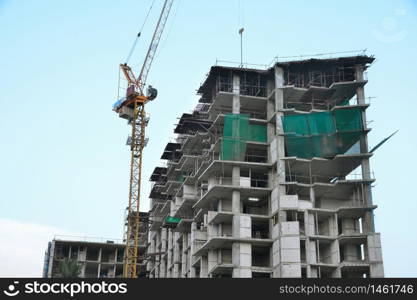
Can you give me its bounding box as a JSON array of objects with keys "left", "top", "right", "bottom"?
[{"left": 115, "top": 0, "right": 174, "bottom": 278}]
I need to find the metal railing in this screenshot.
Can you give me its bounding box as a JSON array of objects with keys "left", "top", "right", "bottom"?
[
  {"left": 214, "top": 76, "right": 268, "bottom": 99},
  {"left": 216, "top": 109, "right": 267, "bottom": 120},
  {"left": 283, "top": 97, "right": 374, "bottom": 112},
  {"left": 285, "top": 172, "right": 375, "bottom": 184},
  {"left": 54, "top": 235, "right": 123, "bottom": 244},
  {"left": 250, "top": 178, "right": 269, "bottom": 188},
  {"left": 244, "top": 153, "right": 268, "bottom": 163},
  {"left": 211, "top": 176, "right": 269, "bottom": 188},
  {"left": 214, "top": 59, "right": 269, "bottom": 70},
  {"left": 268, "top": 49, "right": 368, "bottom": 66},
  {"left": 252, "top": 231, "right": 270, "bottom": 239}
]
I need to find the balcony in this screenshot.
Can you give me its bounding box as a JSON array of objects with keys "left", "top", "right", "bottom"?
[
  {"left": 193, "top": 181, "right": 271, "bottom": 210},
  {"left": 283, "top": 153, "right": 372, "bottom": 184},
  {"left": 283, "top": 178, "right": 375, "bottom": 202},
  {"left": 193, "top": 236, "right": 272, "bottom": 257}
]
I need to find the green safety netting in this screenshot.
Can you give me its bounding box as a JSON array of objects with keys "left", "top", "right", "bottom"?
[
  {"left": 340, "top": 99, "right": 350, "bottom": 106},
  {"left": 250, "top": 124, "right": 267, "bottom": 142},
  {"left": 220, "top": 114, "right": 267, "bottom": 161},
  {"left": 178, "top": 172, "right": 186, "bottom": 182},
  {"left": 282, "top": 107, "right": 364, "bottom": 159}
]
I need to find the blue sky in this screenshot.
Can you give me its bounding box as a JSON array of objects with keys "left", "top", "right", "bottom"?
[{"left": 0, "top": 0, "right": 416, "bottom": 277}]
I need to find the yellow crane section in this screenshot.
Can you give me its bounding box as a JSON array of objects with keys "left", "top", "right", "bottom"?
[{"left": 113, "top": 0, "right": 174, "bottom": 278}]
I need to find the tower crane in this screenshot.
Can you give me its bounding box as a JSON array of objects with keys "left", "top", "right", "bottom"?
[{"left": 113, "top": 0, "right": 174, "bottom": 278}]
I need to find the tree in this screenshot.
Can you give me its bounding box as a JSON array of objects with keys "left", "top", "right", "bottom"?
[{"left": 58, "top": 259, "right": 81, "bottom": 278}]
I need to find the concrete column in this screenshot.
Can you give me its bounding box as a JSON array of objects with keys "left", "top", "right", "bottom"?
[
  {"left": 355, "top": 65, "right": 375, "bottom": 232},
  {"left": 190, "top": 222, "right": 197, "bottom": 270},
  {"left": 232, "top": 243, "right": 252, "bottom": 278},
  {"left": 232, "top": 215, "right": 252, "bottom": 277},
  {"left": 208, "top": 176, "right": 217, "bottom": 191},
  {"left": 334, "top": 214, "right": 340, "bottom": 236},
  {"left": 174, "top": 233, "right": 181, "bottom": 266},
  {"left": 305, "top": 237, "right": 313, "bottom": 263},
  {"left": 207, "top": 250, "right": 217, "bottom": 275},
  {"left": 306, "top": 212, "right": 314, "bottom": 236},
  {"left": 207, "top": 213, "right": 219, "bottom": 240},
  {"left": 367, "top": 234, "right": 384, "bottom": 277},
  {"left": 343, "top": 244, "right": 358, "bottom": 261},
  {"left": 330, "top": 241, "right": 341, "bottom": 277},
  {"left": 161, "top": 228, "right": 167, "bottom": 252},
  {"left": 275, "top": 67, "right": 286, "bottom": 198},
  {"left": 146, "top": 253, "right": 154, "bottom": 274},
  {"left": 355, "top": 66, "right": 371, "bottom": 175},
  {"left": 160, "top": 256, "right": 166, "bottom": 278},
  {"left": 155, "top": 262, "right": 160, "bottom": 278},
  {"left": 272, "top": 66, "right": 293, "bottom": 277},
  {"left": 230, "top": 102, "right": 250, "bottom": 277},
  {"left": 173, "top": 263, "right": 179, "bottom": 278},
  {"left": 272, "top": 239, "right": 281, "bottom": 277},
  {"left": 200, "top": 256, "right": 208, "bottom": 278},
  {"left": 309, "top": 187, "right": 316, "bottom": 208},
  {"left": 232, "top": 191, "right": 240, "bottom": 214},
  {"left": 279, "top": 231, "right": 301, "bottom": 277},
  {"left": 232, "top": 74, "right": 240, "bottom": 114},
  {"left": 188, "top": 239, "right": 193, "bottom": 277},
  {"left": 182, "top": 234, "right": 188, "bottom": 277},
  {"left": 165, "top": 264, "right": 171, "bottom": 278},
  {"left": 233, "top": 215, "right": 251, "bottom": 238},
  {"left": 150, "top": 237, "right": 156, "bottom": 259},
  {"left": 232, "top": 166, "right": 241, "bottom": 213},
  {"left": 231, "top": 67, "right": 251, "bottom": 277},
  {"left": 232, "top": 165, "right": 240, "bottom": 185},
  {"left": 275, "top": 67, "right": 285, "bottom": 156},
  {"left": 190, "top": 266, "right": 196, "bottom": 278},
  {"left": 341, "top": 218, "right": 356, "bottom": 235},
  {"left": 47, "top": 241, "right": 55, "bottom": 278},
  {"left": 267, "top": 95, "right": 276, "bottom": 146},
  {"left": 232, "top": 71, "right": 241, "bottom": 214},
  {"left": 80, "top": 263, "right": 86, "bottom": 278},
  {"left": 232, "top": 67, "right": 240, "bottom": 213}
]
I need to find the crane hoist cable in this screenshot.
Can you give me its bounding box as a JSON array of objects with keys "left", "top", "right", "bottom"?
[{"left": 125, "top": 0, "right": 157, "bottom": 64}]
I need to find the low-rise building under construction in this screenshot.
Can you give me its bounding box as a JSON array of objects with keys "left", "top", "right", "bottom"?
[{"left": 43, "top": 212, "right": 149, "bottom": 278}]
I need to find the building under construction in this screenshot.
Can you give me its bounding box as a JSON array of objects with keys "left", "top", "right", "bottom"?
[
  {"left": 43, "top": 212, "right": 148, "bottom": 278},
  {"left": 145, "top": 54, "right": 384, "bottom": 278}
]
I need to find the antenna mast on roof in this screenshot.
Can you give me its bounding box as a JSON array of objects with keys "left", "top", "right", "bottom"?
[
  {"left": 239, "top": 27, "right": 244, "bottom": 68},
  {"left": 238, "top": 0, "right": 245, "bottom": 68}
]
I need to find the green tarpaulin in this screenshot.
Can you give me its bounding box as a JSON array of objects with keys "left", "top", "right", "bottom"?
[
  {"left": 220, "top": 114, "right": 267, "bottom": 161},
  {"left": 282, "top": 107, "right": 364, "bottom": 159}
]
